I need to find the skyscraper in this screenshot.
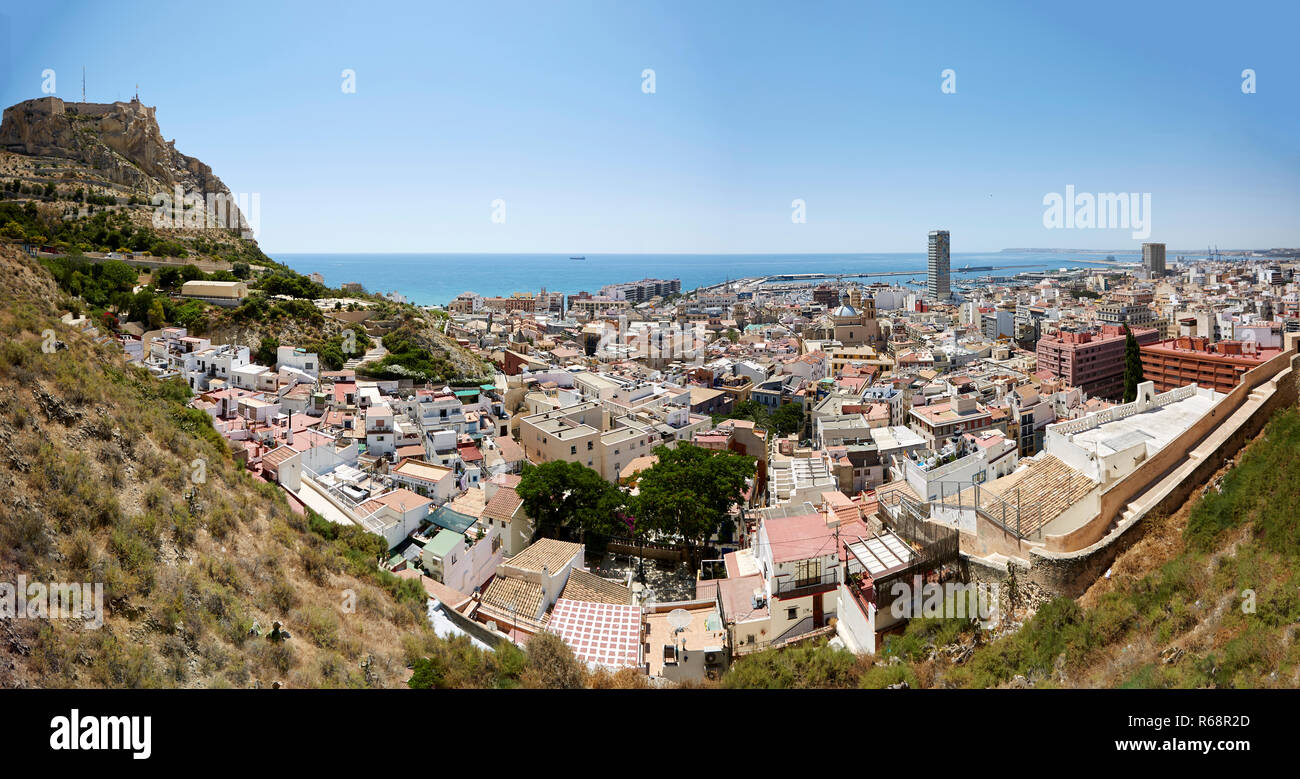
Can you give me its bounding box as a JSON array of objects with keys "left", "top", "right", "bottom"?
[
  {"left": 928, "top": 230, "right": 950, "bottom": 300},
  {"left": 1142, "top": 242, "right": 1166, "bottom": 276}
]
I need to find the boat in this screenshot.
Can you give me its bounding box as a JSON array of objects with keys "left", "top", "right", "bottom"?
[{"left": 570, "top": 255, "right": 586, "bottom": 260}]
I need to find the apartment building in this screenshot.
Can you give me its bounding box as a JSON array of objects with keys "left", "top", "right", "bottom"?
[
  {"left": 1035, "top": 324, "right": 1159, "bottom": 400},
  {"left": 516, "top": 401, "right": 659, "bottom": 482},
  {"left": 1139, "top": 336, "right": 1282, "bottom": 393},
  {"left": 908, "top": 393, "right": 998, "bottom": 446}
]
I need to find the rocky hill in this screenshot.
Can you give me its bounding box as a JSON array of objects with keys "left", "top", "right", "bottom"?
[
  {"left": 1, "top": 96, "right": 249, "bottom": 234},
  {"left": 0, "top": 95, "right": 492, "bottom": 383}
]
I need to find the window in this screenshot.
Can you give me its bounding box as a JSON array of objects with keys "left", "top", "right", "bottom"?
[
  {"left": 786, "top": 607, "right": 798, "bottom": 620},
  {"left": 570, "top": 445, "right": 577, "bottom": 455}
]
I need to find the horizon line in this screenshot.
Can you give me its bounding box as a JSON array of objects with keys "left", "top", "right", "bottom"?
[{"left": 265, "top": 248, "right": 1192, "bottom": 257}]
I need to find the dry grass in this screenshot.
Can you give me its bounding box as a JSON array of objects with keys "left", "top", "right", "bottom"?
[{"left": 0, "top": 244, "right": 435, "bottom": 688}]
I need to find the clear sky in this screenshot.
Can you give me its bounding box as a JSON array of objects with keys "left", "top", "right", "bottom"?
[{"left": 2, "top": 0, "right": 1296, "bottom": 254}]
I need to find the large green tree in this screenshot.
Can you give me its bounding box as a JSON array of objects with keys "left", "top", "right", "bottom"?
[
  {"left": 516, "top": 459, "right": 624, "bottom": 541},
  {"left": 770, "top": 401, "right": 805, "bottom": 437},
  {"left": 1122, "top": 324, "right": 1144, "bottom": 403},
  {"left": 631, "top": 443, "right": 755, "bottom": 564}
]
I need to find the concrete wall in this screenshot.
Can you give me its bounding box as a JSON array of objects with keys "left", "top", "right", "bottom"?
[
  {"left": 1023, "top": 342, "right": 1299, "bottom": 597},
  {"left": 834, "top": 583, "right": 876, "bottom": 654},
  {"left": 1044, "top": 340, "right": 1298, "bottom": 554}
]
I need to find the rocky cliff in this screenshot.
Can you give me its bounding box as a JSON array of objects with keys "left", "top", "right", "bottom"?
[{"left": 0, "top": 96, "right": 248, "bottom": 232}]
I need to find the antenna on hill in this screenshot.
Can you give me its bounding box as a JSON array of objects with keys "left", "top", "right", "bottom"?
[{"left": 81, "top": 67, "right": 86, "bottom": 102}]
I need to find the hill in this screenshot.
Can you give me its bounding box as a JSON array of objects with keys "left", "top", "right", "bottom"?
[
  {"left": 0, "top": 243, "right": 449, "bottom": 687},
  {"left": 0, "top": 95, "right": 492, "bottom": 384}
]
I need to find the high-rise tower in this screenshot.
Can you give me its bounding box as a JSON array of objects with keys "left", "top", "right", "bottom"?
[
  {"left": 928, "top": 230, "right": 951, "bottom": 300},
  {"left": 1142, "top": 242, "right": 1166, "bottom": 276}
]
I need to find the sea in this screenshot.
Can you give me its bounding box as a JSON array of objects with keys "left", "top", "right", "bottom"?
[{"left": 272, "top": 251, "right": 1142, "bottom": 307}]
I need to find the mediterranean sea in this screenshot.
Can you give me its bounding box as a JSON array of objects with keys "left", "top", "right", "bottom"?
[{"left": 273, "top": 251, "right": 1141, "bottom": 307}]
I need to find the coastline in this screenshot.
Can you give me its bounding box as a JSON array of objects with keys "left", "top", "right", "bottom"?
[{"left": 272, "top": 251, "right": 1143, "bottom": 307}]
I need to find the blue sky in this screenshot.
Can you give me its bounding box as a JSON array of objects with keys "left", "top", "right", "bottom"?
[{"left": 2, "top": 0, "right": 1297, "bottom": 254}]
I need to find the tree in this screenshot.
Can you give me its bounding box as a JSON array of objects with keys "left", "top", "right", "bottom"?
[
  {"left": 516, "top": 460, "right": 624, "bottom": 541},
  {"left": 770, "top": 402, "right": 805, "bottom": 437},
  {"left": 256, "top": 336, "right": 280, "bottom": 366},
  {"left": 154, "top": 266, "right": 182, "bottom": 291},
  {"left": 147, "top": 298, "right": 166, "bottom": 329},
  {"left": 631, "top": 443, "right": 755, "bottom": 565},
  {"left": 721, "top": 639, "right": 864, "bottom": 689},
  {"left": 1122, "top": 324, "right": 1144, "bottom": 403}
]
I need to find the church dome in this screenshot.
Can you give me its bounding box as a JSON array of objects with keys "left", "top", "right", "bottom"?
[{"left": 831, "top": 304, "right": 858, "bottom": 318}]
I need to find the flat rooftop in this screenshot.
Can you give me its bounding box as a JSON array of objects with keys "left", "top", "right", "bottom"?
[{"left": 1066, "top": 389, "right": 1220, "bottom": 457}]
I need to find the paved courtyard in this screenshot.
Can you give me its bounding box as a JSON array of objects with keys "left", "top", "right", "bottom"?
[{"left": 588, "top": 550, "right": 698, "bottom": 604}]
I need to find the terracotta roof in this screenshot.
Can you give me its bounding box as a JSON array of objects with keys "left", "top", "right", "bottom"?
[
  {"left": 395, "top": 570, "right": 471, "bottom": 610},
  {"left": 559, "top": 568, "right": 632, "bottom": 605},
  {"left": 483, "top": 485, "right": 524, "bottom": 522},
  {"left": 507, "top": 538, "right": 582, "bottom": 574},
  {"left": 480, "top": 575, "right": 543, "bottom": 620},
  {"left": 495, "top": 437, "right": 525, "bottom": 463},
  {"left": 489, "top": 472, "right": 522, "bottom": 488},
  {"left": 358, "top": 488, "right": 433, "bottom": 516}
]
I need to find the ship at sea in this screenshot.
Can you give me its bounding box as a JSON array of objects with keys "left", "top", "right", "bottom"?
[{"left": 570, "top": 255, "right": 586, "bottom": 260}]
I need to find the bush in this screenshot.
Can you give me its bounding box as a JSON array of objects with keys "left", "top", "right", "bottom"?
[
  {"left": 522, "top": 631, "right": 586, "bottom": 689},
  {"left": 721, "top": 640, "right": 862, "bottom": 689}
]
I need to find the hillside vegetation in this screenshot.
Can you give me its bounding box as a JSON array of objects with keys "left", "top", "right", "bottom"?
[{"left": 0, "top": 244, "right": 449, "bottom": 687}]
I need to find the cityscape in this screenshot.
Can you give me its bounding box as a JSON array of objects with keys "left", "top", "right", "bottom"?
[{"left": 0, "top": 0, "right": 1296, "bottom": 765}]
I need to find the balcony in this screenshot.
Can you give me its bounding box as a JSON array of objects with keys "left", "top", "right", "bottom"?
[{"left": 772, "top": 570, "right": 839, "bottom": 598}]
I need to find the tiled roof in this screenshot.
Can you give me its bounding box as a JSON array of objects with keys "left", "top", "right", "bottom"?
[
  {"left": 480, "top": 574, "right": 543, "bottom": 620},
  {"left": 358, "top": 488, "right": 433, "bottom": 516},
  {"left": 507, "top": 538, "right": 582, "bottom": 574},
  {"left": 943, "top": 454, "right": 1095, "bottom": 536},
  {"left": 560, "top": 568, "right": 632, "bottom": 605},
  {"left": 546, "top": 599, "right": 641, "bottom": 669},
  {"left": 495, "top": 437, "right": 525, "bottom": 463},
  {"left": 482, "top": 485, "right": 523, "bottom": 521}
]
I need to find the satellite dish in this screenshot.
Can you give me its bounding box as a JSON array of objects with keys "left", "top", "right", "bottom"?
[{"left": 667, "top": 608, "right": 692, "bottom": 633}]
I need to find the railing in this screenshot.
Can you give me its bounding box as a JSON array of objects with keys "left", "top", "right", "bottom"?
[
  {"left": 1049, "top": 383, "right": 1199, "bottom": 436},
  {"left": 879, "top": 480, "right": 1038, "bottom": 541},
  {"left": 772, "top": 570, "right": 839, "bottom": 597},
  {"left": 934, "top": 479, "right": 1040, "bottom": 540}
]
